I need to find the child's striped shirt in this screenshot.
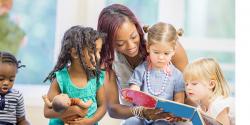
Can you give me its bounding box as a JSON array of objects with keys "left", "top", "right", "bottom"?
[{"left": 0, "top": 89, "right": 25, "bottom": 125}]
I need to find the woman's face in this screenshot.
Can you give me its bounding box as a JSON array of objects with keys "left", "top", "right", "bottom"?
[{"left": 114, "top": 20, "right": 140, "bottom": 57}]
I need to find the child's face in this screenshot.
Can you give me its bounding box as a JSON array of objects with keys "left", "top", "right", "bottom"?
[
  {"left": 147, "top": 42, "right": 175, "bottom": 69},
  {"left": 0, "top": 63, "right": 17, "bottom": 94},
  {"left": 82, "top": 38, "right": 103, "bottom": 69},
  {"left": 185, "top": 80, "right": 212, "bottom": 102}
]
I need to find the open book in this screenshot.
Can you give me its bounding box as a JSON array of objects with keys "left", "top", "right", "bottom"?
[{"left": 121, "top": 88, "right": 222, "bottom": 125}]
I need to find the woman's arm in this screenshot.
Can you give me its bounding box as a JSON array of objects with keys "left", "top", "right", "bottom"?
[
  {"left": 103, "top": 70, "right": 165, "bottom": 120},
  {"left": 172, "top": 41, "right": 197, "bottom": 106},
  {"left": 104, "top": 70, "right": 134, "bottom": 119},
  {"left": 172, "top": 41, "right": 188, "bottom": 72},
  {"left": 216, "top": 108, "right": 230, "bottom": 125},
  {"left": 174, "top": 92, "right": 185, "bottom": 104}
]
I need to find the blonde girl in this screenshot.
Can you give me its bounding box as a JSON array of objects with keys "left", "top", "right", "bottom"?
[{"left": 183, "top": 57, "right": 235, "bottom": 125}]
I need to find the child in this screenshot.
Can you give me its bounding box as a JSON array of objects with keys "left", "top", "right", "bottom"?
[
  {"left": 42, "top": 94, "right": 93, "bottom": 113},
  {"left": 0, "top": 51, "right": 29, "bottom": 125},
  {"left": 183, "top": 57, "right": 235, "bottom": 125},
  {"left": 127, "top": 22, "right": 185, "bottom": 124},
  {"left": 43, "top": 26, "right": 106, "bottom": 125}
]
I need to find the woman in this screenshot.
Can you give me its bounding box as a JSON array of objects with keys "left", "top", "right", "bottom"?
[{"left": 98, "top": 4, "right": 189, "bottom": 125}]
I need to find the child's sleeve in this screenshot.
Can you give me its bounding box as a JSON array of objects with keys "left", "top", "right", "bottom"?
[
  {"left": 209, "top": 97, "right": 234, "bottom": 119},
  {"left": 16, "top": 92, "right": 26, "bottom": 118},
  {"left": 127, "top": 63, "right": 146, "bottom": 87},
  {"left": 173, "top": 67, "right": 185, "bottom": 93},
  {"left": 96, "top": 70, "right": 105, "bottom": 90}
]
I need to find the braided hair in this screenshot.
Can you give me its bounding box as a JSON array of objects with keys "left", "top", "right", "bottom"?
[
  {"left": 0, "top": 51, "right": 25, "bottom": 70},
  {"left": 44, "top": 26, "right": 106, "bottom": 84}
]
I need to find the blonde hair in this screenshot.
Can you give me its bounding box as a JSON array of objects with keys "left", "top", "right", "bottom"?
[
  {"left": 143, "top": 22, "right": 183, "bottom": 49},
  {"left": 183, "top": 57, "right": 230, "bottom": 99}
]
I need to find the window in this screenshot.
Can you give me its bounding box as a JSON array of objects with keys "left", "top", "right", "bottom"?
[
  {"left": 106, "top": 0, "right": 159, "bottom": 25},
  {"left": 106, "top": 0, "right": 235, "bottom": 92},
  {"left": 184, "top": 0, "right": 235, "bottom": 89},
  {"left": 12, "top": 0, "right": 57, "bottom": 84}
]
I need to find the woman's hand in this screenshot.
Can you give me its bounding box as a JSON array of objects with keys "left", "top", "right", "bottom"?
[
  {"left": 142, "top": 107, "right": 163, "bottom": 120},
  {"left": 67, "top": 118, "right": 93, "bottom": 125},
  {"left": 158, "top": 112, "right": 187, "bottom": 122}
]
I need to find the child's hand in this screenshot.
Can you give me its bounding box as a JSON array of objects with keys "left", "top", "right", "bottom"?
[
  {"left": 84, "top": 100, "right": 93, "bottom": 108},
  {"left": 67, "top": 118, "right": 93, "bottom": 125},
  {"left": 129, "top": 84, "right": 140, "bottom": 91},
  {"left": 197, "top": 107, "right": 207, "bottom": 115}
]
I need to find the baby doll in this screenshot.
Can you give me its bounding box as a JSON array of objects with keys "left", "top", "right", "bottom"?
[{"left": 42, "top": 94, "right": 93, "bottom": 113}]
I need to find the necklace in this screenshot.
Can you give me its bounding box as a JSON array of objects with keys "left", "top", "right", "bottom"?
[{"left": 146, "top": 70, "right": 169, "bottom": 96}]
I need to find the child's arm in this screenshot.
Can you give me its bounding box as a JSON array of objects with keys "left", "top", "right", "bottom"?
[
  {"left": 16, "top": 92, "right": 30, "bottom": 125},
  {"left": 174, "top": 91, "right": 185, "bottom": 103},
  {"left": 216, "top": 107, "right": 230, "bottom": 125},
  {"left": 67, "top": 85, "right": 107, "bottom": 124},
  {"left": 128, "top": 63, "right": 144, "bottom": 91},
  {"left": 71, "top": 98, "right": 93, "bottom": 108},
  {"left": 43, "top": 79, "right": 63, "bottom": 118},
  {"left": 42, "top": 95, "right": 52, "bottom": 108},
  {"left": 17, "top": 116, "right": 30, "bottom": 125}
]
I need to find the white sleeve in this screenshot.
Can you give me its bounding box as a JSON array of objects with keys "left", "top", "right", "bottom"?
[{"left": 209, "top": 97, "right": 232, "bottom": 119}]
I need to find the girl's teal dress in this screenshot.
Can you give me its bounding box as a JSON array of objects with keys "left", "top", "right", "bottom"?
[{"left": 49, "top": 67, "right": 105, "bottom": 125}]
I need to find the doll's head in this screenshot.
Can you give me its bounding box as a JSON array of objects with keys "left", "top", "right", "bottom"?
[{"left": 52, "top": 94, "right": 71, "bottom": 113}]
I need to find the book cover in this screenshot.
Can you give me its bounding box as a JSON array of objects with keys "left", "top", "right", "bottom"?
[{"left": 121, "top": 88, "right": 222, "bottom": 125}]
